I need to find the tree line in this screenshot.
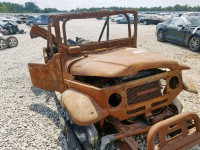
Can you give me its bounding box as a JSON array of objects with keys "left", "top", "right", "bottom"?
[
  {"left": 0, "top": 2, "right": 200, "bottom": 13},
  {"left": 70, "top": 5, "right": 200, "bottom": 12},
  {"left": 0, "top": 2, "right": 59, "bottom": 13}
]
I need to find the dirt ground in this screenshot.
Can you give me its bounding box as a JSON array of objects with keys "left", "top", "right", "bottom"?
[{"left": 0, "top": 19, "right": 199, "bottom": 149}]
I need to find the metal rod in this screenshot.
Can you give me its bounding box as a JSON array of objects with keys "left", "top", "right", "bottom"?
[
  {"left": 106, "top": 16, "right": 109, "bottom": 41},
  {"left": 98, "top": 17, "right": 109, "bottom": 42}
]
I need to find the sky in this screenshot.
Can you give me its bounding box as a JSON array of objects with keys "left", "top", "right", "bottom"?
[{"left": 2, "top": 0, "right": 200, "bottom": 11}]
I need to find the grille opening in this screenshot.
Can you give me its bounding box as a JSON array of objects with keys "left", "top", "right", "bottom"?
[
  {"left": 168, "top": 124, "right": 177, "bottom": 129},
  {"left": 169, "top": 76, "right": 179, "bottom": 89},
  {"left": 108, "top": 93, "right": 122, "bottom": 107},
  {"left": 165, "top": 128, "right": 182, "bottom": 140},
  {"left": 127, "top": 79, "right": 167, "bottom": 105}
]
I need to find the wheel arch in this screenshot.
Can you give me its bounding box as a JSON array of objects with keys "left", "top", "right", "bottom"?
[{"left": 61, "top": 88, "right": 108, "bottom": 126}]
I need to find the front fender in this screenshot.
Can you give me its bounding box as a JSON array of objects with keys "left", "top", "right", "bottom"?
[{"left": 62, "top": 89, "right": 108, "bottom": 126}]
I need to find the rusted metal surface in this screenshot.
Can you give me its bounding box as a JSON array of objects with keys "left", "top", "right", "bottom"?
[
  {"left": 28, "top": 10, "right": 200, "bottom": 150},
  {"left": 30, "top": 25, "right": 56, "bottom": 43},
  {"left": 65, "top": 70, "right": 183, "bottom": 122},
  {"left": 62, "top": 88, "right": 108, "bottom": 126},
  {"left": 68, "top": 47, "right": 189, "bottom": 77},
  {"left": 147, "top": 111, "right": 200, "bottom": 150},
  {"left": 28, "top": 54, "right": 65, "bottom": 92}
]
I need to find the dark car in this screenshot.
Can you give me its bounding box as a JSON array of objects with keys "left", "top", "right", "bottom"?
[
  {"left": 116, "top": 16, "right": 134, "bottom": 24},
  {"left": 0, "top": 20, "right": 24, "bottom": 35},
  {"left": 156, "top": 16, "right": 200, "bottom": 51},
  {"left": 26, "top": 16, "right": 35, "bottom": 21},
  {"left": 140, "top": 15, "right": 163, "bottom": 25},
  {"left": 26, "top": 15, "right": 53, "bottom": 27}
]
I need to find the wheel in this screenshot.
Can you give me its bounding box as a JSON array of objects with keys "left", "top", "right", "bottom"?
[
  {"left": 111, "top": 19, "right": 114, "bottom": 22},
  {"left": 130, "top": 20, "right": 134, "bottom": 24},
  {"left": 6, "top": 36, "right": 18, "bottom": 48},
  {"left": 157, "top": 30, "right": 165, "bottom": 42},
  {"left": 172, "top": 98, "right": 183, "bottom": 114},
  {"left": 29, "top": 22, "right": 34, "bottom": 27},
  {"left": 0, "top": 38, "right": 8, "bottom": 50},
  {"left": 188, "top": 36, "right": 200, "bottom": 51},
  {"left": 143, "top": 21, "right": 148, "bottom": 25}
]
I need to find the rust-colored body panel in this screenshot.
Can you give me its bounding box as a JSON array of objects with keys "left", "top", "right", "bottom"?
[
  {"left": 62, "top": 89, "right": 108, "bottom": 126},
  {"left": 68, "top": 47, "right": 189, "bottom": 77},
  {"left": 28, "top": 54, "right": 65, "bottom": 92},
  {"left": 147, "top": 112, "right": 200, "bottom": 150},
  {"left": 28, "top": 10, "right": 200, "bottom": 150},
  {"left": 65, "top": 71, "right": 184, "bottom": 122}
]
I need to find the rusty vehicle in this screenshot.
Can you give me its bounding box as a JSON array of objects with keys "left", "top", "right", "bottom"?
[{"left": 28, "top": 10, "right": 200, "bottom": 150}]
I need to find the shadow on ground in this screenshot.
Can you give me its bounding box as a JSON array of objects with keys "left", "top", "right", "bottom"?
[{"left": 29, "top": 87, "right": 81, "bottom": 150}]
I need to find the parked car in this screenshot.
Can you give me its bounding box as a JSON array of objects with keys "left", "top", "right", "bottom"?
[
  {"left": 26, "top": 15, "right": 53, "bottom": 27},
  {"left": 182, "top": 12, "right": 200, "bottom": 17},
  {"left": 156, "top": 16, "right": 200, "bottom": 51},
  {"left": 0, "top": 20, "right": 25, "bottom": 35},
  {"left": 140, "top": 14, "right": 163, "bottom": 25},
  {"left": 0, "top": 17, "right": 18, "bottom": 26},
  {"left": 116, "top": 16, "right": 134, "bottom": 24},
  {"left": 0, "top": 25, "right": 7, "bottom": 35},
  {"left": 6, "top": 16, "right": 22, "bottom": 24},
  {"left": 26, "top": 15, "right": 35, "bottom": 21},
  {"left": 110, "top": 14, "right": 124, "bottom": 22}
]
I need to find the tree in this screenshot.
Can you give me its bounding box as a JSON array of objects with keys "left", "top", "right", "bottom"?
[{"left": 25, "top": 2, "right": 38, "bottom": 12}]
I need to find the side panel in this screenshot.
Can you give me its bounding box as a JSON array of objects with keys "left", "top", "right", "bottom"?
[{"left": 28, "top": 54, "right": 65, "bottom": 92}]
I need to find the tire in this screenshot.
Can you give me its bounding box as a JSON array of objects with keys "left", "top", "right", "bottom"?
[
  {"left": 172, "top": 98, "right": 183, "bottom": 114},
  {"left": 6, "top": 36, "right": 18, "bottom": 48},
  {"left": 0, "top": 38, "right": 8, "bottom": 50},
  {"left": 29, "top": 22, "right": 34, "bottom": 27},
  {"left": 143, "top": 21, "right": 148, "bottom": 25},
  {"left": 130, "top": 20, "right": 134, "bottom": 24},
  {"left": 188, "top": 36, "right": 200, "bottom": 52},
  {"left": 157, "top": 30, "right": 165, "bottom": 42}
]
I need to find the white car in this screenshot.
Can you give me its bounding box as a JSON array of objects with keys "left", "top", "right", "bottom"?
[
  {"left": 0, "top": 18, "right": 18, "bottom": 26},
  {"left": 110, "top": 14, "right": 124, "bottom": 22}
]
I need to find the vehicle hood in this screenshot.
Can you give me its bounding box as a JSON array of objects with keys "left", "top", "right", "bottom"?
[{"left": 67, "top": 47, "right": 189, "bottom": 77}]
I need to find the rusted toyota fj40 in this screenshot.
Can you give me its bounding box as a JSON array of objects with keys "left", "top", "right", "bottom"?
[{"left": 28, "top": 10, "right": 200, "bottom": 150}]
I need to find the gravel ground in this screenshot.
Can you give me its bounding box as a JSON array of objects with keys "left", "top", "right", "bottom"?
[{"left": 0, "top": 19, "right": 200, "bottom": 150}]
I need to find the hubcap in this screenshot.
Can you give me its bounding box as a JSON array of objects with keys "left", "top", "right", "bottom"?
[
  {"left": 0, "top": 39, "right": 7, "bottom": 49},
  {"left": 189, "top": 37, "right": 199, "bottom": 51},
  {"left": 9, "top": 38, "right": 17, "bottom": 47}
]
